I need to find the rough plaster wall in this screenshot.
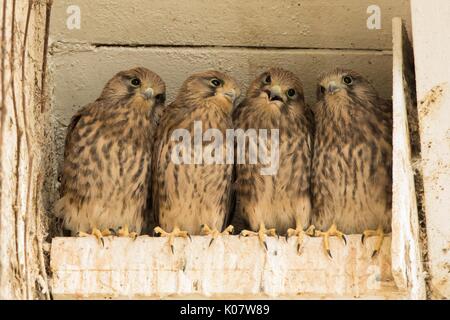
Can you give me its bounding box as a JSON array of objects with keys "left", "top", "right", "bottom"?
[
  {"left": 49, "top": 0, "right": 411, "bottom": 49},
  {"left": 411, "top": 0, "right": 450, "bottom": 299},
  {"left": 0, "top": 0, "right": 53, "bottom": 299}
]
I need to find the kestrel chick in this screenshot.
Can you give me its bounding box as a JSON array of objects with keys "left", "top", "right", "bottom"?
[
  {"left": 233, "top": 68, "right": 313, "bottom": 253},
  {"left": 311, "top": 68, "right": 392, "bottom": 258},
  {"left": 55, "top": 67, "right": 166, "bottom": 243},
  {"left": 152, "top": 70, "right": 240, "bottom": 253}
]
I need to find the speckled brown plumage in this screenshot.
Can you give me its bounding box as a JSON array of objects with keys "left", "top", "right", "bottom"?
[
  {"left": 233, "top": 68, "right": 313, "bottom": 243},
  {"left": 311, "top": 68, "right": 392, "bottom": 235},
  {"left": 152, "top": 71, "right": 240, "bottom": 236},
  {"left": 55, "top": 67, "right": 166, "bottom": 235}
]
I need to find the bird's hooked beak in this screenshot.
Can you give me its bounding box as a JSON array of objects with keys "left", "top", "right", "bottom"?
[
  {"left": 327, "top": 81, "right": 341, "bottom": 95},
  {"left": 267, "top": 85, "right": 284, "bottom": 102},
  {"left": 142, "top": 87, "right": 154, "bottom": 100},
  {"left": 223, "top": 89, "right": 237, "bottom": 104}
]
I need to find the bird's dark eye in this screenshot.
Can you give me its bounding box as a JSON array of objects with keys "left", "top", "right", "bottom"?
[
  {"left": 155, "top": 93, "right": 165, "bottom": 103},
  {"left": 320, "top": 86, "right": 326, "bottom": 94},
  {"left": 210, "top": 78, "right": 221, "bottom": 87},
  {"left": 264, "top": 75, "right": 271, "bottom": 84},
  {"left": 131, "top": 78, "right": 141, "bottom": 86},
  {"left": 287, "top": 89, "right": 296, "bottom": 98},
  {"left": 343, "top": 76, "right": 353, "bottom": 85}
]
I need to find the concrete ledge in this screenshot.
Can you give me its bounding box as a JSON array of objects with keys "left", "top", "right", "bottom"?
[{"left": 50, "top": 235, "right": 406, "bottom": 299}]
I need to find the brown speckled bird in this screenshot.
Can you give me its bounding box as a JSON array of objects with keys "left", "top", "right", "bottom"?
[
  {"left": 55, "top": 67, "right": 166, "bottom": 243},
  {"left": 152, "top": 70, "right": 240, "bottom": 253},
  {"left": 310, "top": 68, "right": 392, "bottom": 258},
  {"left": 233, "top": 68, "right": 313, "bottom": 252}
]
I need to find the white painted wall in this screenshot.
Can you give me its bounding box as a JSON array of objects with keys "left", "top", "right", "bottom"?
[{"left": 411, "top": 0, "right": 450, "bottom": 299}]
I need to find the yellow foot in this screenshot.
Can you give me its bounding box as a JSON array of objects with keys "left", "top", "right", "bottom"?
[
  {"left": 286, "top": 226, "right": 305, "bottom": 254},
  {"left": 99, "top": 228, "right": 116, "bottom": 237},
  {"left": 117, "top": 225, "right": 138, "bottom": 240},
  {"left": 153, "top": 226, "right": 191, "bottom": 254},
  {"left": 76, "top": 227, "right": 110, "bottom": 246},
  {"left": 310, "top": 224, "right": 347, "bottom": 259},
  {"left": 239, "top": 222, "right": 277, "bottom": 251},
  {"left": 201, "top": 224, "right": 234, "bottom": 247},
  {"left": 305, "top": 225, "right": 316, "bottom": 236},
  {"left": 361, "top": 226, "right": 385, "bottom": 258}
]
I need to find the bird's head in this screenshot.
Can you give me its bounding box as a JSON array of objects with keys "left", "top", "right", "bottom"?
[
  {"left": 247, "top": 68, "right": 305, "bottom": 112},
  {"left": 99, "top": 67, "right": 166, "bottom": 111},
  {"left": 177, "top": 70, "right": 241, "bottom": 112},
  {"left": 316, "top": 68, "right": 378, "bottom": 107}
]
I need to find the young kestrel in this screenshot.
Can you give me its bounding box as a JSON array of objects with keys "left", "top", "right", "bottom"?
[
  {"left": 55, "top": 67, "right": 166, "bottom": 243},
  {"left": 311, "top": 68, "right": 392, "bottom": 258},
  {"left": 233, "top": 68, "right": 313, "bottom": 253},
  {"left": 152, "top": 70, "right": 240, "bottom": 253}
]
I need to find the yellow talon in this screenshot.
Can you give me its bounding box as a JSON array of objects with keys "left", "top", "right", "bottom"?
[
  {"left": 201, "top": 224, "right": 234, "bottom": 247},
  {"left": 361, "top": 226, "right": 385, "bottom": 258},
  {"left": 100, "top": 228, "right": 114, "bottom": 237},
  {"left": 305, "top": 225, "right": 316, "bottom": 236},
  {"left": 153, "top": 226, "right": 190, "bottom": 254},
  {"left": 76, "top": 227, "right": 105, "bottom": 246},
  {"left": 286, "top": 225, "right": 305, "bottom": 254},
  {"left": 76, "top": 231, "right": 90, "bottom": 237},
  {"left": 239, "top": 222, "right": 277, "bottom": 251},
  {"left": 117, "top": 225, "right": 138, "bottom": 239},
  {"left": 313, "top": 224, "right": 347, "bottom": 259}
]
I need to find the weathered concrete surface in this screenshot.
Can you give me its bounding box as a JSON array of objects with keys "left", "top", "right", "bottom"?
[
  {"left": 50, "top": 235, "right": 407, "bottom": 299},
  {"left": 411, "top": 0, "right": 450, "bottom": 299},
  {"left": 49, "top": 0, "right": 411, "bottom": 50}
]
